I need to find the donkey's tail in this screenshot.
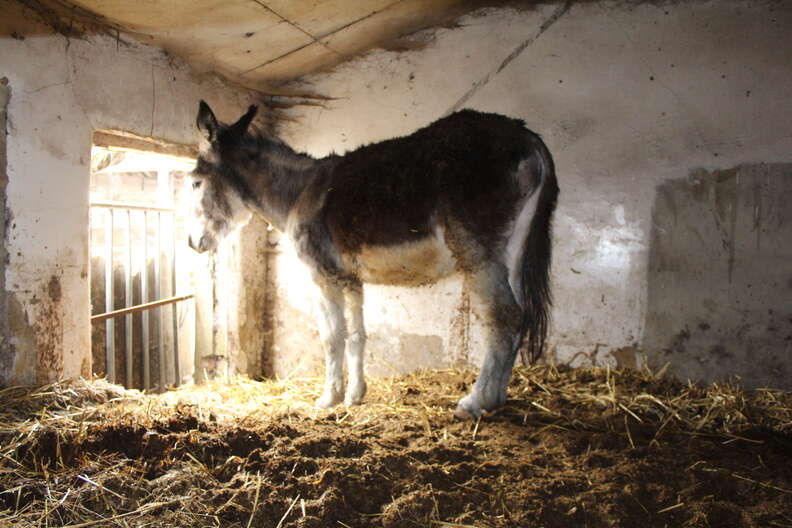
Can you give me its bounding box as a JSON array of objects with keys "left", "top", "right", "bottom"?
[{"left": 518, "top": 133, "right": 559, "bottom": 365}]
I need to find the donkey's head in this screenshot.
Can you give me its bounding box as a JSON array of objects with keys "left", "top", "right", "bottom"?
[{"left": 187, "top": 101, "right": 258, "bottom": 253}]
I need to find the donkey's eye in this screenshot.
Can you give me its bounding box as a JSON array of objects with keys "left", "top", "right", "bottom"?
[{"left": 192, "top": 180, "right": 202, "bottom": 190}]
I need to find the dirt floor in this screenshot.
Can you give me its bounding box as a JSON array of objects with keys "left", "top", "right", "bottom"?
[{"left": 1, "top": 364, "right": 791, "bottom": 527}]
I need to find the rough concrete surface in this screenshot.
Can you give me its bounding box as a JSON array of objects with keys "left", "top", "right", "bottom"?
[{"left": 269, "top": 0, "right": 792, "bottom": 389}]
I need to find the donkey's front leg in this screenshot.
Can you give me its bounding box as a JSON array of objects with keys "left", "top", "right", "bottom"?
[
  {"left": 315, "top": 280, "right": 347, "bottom": 408},
  {"left": 344, "top": 284, "right": 367, "bottom": 406},
  {"left": 456, "top": 265, "right": 522, "bottom": 419}
]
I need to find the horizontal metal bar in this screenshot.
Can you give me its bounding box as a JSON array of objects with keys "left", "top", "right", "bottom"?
[
  {"left": 91, "top": 294, "right": 194, "bottom": 323},
  {"left": 91, "top": 200, "right": 176, "bottom": 212}
]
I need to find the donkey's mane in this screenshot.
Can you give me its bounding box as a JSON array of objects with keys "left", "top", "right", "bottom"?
[
  {"left": 209, "top": 124, "right": 310, "bottom": 211},
  {"left": 248, "top": 127, "right": 319, "bottom": 172}
]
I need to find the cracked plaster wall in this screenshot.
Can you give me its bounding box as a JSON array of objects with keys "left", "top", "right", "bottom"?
[
  {"left": 270, "top": 1, "right": 792, "bottom": 389},
  {"left": 0, "top": 30, "right": 263, "bottom": 387}
]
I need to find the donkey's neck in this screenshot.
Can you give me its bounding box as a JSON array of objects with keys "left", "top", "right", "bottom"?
[{"left": 243, "top": 140, "right": 320, "bottom": 231}]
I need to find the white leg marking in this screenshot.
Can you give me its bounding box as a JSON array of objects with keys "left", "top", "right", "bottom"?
[
  {"left": 315, "top": 283, "right": 346, "bottom": 408},
  {"left": 504, "top": 160, "right": 543, "bottom": 307},
  {"left": 344, "top": 287, "right": 367, "bottom": 406}
]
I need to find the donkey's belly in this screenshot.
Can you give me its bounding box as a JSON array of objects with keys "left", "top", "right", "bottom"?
[{"left": 353, "top": 231, "right": 456, "bottom": 286}]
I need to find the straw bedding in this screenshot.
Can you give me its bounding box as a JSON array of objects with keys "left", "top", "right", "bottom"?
[{"left": 1, "top": 364, "right": 791, "bottom": 527}]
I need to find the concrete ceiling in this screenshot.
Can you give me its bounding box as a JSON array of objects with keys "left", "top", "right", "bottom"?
[{"left": 53, "top": 0, "right": 497, "bottom": 92}]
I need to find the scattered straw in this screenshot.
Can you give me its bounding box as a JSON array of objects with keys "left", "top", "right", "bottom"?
[
  {"left": 275, "top": 495, "right": 300, "bottom": 528},
  {"left": 0, "top": 365, "right": 790, "bottom": 527},
  {"left": 432, "top": 521, "right": 482, "bottom": 528},
  {"left": 58, "top": 497, "right": 186, "bottom": 528},
  {"left": 657, "top": 502, "right": 685, "bottom": 514},
  {"left": 246, "top": 471, "right": 261, "bottom": 528}
]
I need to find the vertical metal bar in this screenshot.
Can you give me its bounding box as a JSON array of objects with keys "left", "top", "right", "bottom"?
[
  {"left": 171, "top": 206, "right": 181, "bottom": 386},
  {"left": 125, "top": 209, "right": 133, "bottom": 388},
  {"left": 142, "top": 211, "right": 150, "bottom": 390},
  {"left": 156, "top": 169, "right": 171, "bottom": 389},
  {"left": 104, "top": 209, "right": 115, "bottom": 383},
  {"left": 156, "top": 211, "right": 164, "bottom": 389}
]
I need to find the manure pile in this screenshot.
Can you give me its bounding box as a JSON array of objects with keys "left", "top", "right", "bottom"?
[{"left": 1, "top": 365, "right": 791, "bottom": 527}]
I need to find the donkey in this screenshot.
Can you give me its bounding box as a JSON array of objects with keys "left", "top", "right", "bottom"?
[{"left": 187, "top": 101, "right": 558, "bottom": 418}]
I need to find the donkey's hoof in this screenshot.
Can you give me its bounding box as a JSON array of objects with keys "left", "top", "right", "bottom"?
[
  {"left": 344, "top": 394, "right": 364, "bottom": 407},
  {"left": 453, "top": 403, "right": 479, "bottom": 420},
  {"left": 455, "top": 389, "right": 505, "bottom": 419},
  {"left": 315, "top": 389, "right": 344, "bottom": 409},
  {"left": 454, "top": 394, "right": 484, "bottom": 420},
  {"left": 344, "top": 381, "right": 367, "bottom": 407}
]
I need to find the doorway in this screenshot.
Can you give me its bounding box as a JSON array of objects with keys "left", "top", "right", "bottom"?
[{"left": 89, "top": 142, "right": 196, "bottom": 391}]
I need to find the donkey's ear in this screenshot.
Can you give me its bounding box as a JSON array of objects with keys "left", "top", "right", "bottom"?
[
  {"left": 196, "top": 100, "right": 219, "bottom": 142},
  {"left": 229, "top": 105, "right": 258, "bottom": 136}
]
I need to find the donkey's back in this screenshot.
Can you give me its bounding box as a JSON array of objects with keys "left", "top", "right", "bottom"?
[{"left": 320, "top": 110, "right": 541, "bottom": 254}]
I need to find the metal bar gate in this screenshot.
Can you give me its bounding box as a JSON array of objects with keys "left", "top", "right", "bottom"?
[{"left": 90, "top": 199, "right": 193, "bottom": 390}]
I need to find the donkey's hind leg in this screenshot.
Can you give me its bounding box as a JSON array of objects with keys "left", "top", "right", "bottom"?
[
  {"left": 344, "top": 283, "right": 367, "bottom": 406},
  {"left": 456, "top": 264, "right": 522, "bottom": 419},
  {"left": 314, "top": 279, "right": 347, "bottom": 408}
]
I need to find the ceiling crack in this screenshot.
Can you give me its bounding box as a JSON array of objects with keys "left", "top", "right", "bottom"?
[
  {"left": 314, "top": 0, "right": 405, "bottom": 42},
  {"left": 249, "top": 1, "right": 333, "bottom": 50},
  {"left": 241, "top": 0, "right": 406, "bottom": 78},
  {"left": 239, "top": 40, "right": 319, "bottom": 76}
]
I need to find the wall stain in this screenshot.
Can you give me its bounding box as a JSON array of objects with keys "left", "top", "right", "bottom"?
[
  {"left": 712, "top": 168, "right": 738, "bottom": 283},
  {"left": 752, "top": 168, "right": 764, "bottom": 251},
  {"left": 4, "top": 274, "right": 66, "bottom": 386},
  {"left": 610, "top": 345, "right": 639, "bottom": 370},
  {"left": 6, "top": 295, "right": 35, "bottom": 386},
  {"left": 33, "top": 274, "right": 64, "bottom": 384},
  {"left": 0, "top": 79, "right": 9, "bottom": 386},
  {"left": 645, "top": 163, "right": 792, "bottom": 390},
  {"left": 665, "top": 326, "right": 691, "bottom": 356},
  {"left": 47, "top": 274, "right": 62, "bottom": 302},
  {"left": 710, "top": 344, "right": 731, "bottom": 361},
  {"left": 448, "top": 282, "right": 471, "bottom": 367}
]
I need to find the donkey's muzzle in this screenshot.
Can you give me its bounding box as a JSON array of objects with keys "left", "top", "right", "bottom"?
[{"left": 188, "top": 234, "right": 211, "bottom": 253}]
